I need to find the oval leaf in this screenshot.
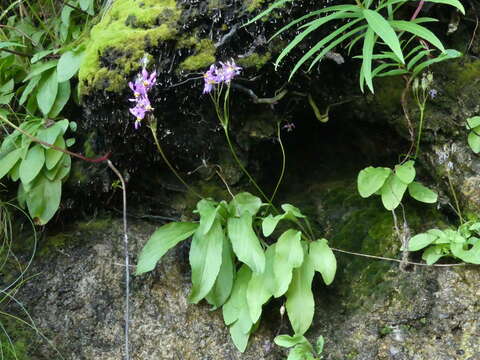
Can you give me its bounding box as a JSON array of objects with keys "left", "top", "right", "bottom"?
[
  {"left": 36, "top": 70, "right": 58, "bottom": 116},
  {"left": 381, "top": 174, "right": 408, "bottom": 210},
  {"left": 57, "top": 50, "right": 84, "bottom": 82},
  {"left": 19, "top": 144, "right": 45, "bottom": 184},
  {"left": 395, "top": 160, "right": 416, "bottom": 184},
  {"left": 357, "top": 166, "right": 392, "bottom": 198},
  {"left": 408, "top": 181, "right": 438, "bottom": 203},
  {"left": 408, "top": 233, "right": 437, "bottom": 251},
  {"left": 309, "top": 239, "right": 336, "bottom": 285}
]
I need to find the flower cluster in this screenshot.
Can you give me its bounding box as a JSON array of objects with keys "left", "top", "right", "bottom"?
[
  {"left": 129, "top": 68, "right": 157, "bottom": 129},
  {"left": 203, "top": 60, "right": 242, "bottom": 94}
]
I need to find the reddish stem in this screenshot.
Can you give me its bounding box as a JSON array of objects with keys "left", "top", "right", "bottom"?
[{"left": 411, "top": 0, "right": 425, "bottom": 21}]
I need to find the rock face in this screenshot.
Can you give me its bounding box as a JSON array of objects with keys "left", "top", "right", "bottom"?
[{"left": 18, "top": 219, "right": 282, "bottom": 360}]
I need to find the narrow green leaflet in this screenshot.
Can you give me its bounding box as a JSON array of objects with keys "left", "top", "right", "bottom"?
[
  {"left": 363, "top": 9, "right": 404, "bottom": 64},
  {"left": 0, "top": 148, "right": 22, "bottom": 180},
  {"left": 189, "top": 219, "right": 224, "bottom": 303},
  {"left": 273, "top": 230, "right": 304, "bottom": 297},
  {"left": 57, "top": 50, "right": 84, "bottom": 82},
  {"left": 135, "top": 222, "right": 198, "bottom": 275},
  {"left": 246, "top": 245, "right": 276, "bottom": 323},
  {"left": 19, "top": 144, "right": 45, "bottom": 184},
  {"left": 408, "top": 181, "right": 438, "bottom": 203},
  {"left": 357, "top": 166, "right": 391, "bottom": 198},
  {"left": 361, "top": 27, "right": 375, "bottom": 93},
  {"left": 408, "top": 233, "right": 437, "bottom": 251},
  {"left": 395, "top": 160, "right": 415, "bottom": 184},
  {"left": 37, "top": 70, "right": 58, "bottom": 116},
  {"left": 425, "top": 0, "right": 465, "bottom": 14},
  {"left": 389, "top": 20, "right": 445, "bottom": 52},
  {"left": 381, "top": 174, "right": 408, "bottom": 210},
  {"left": 227, "top": 212, "right": 265, "bottom": 273},
  {"left": 285, "top": 255, "right": 315, "bottom": 336},
  {"left": 309, "top": 239, "right": 336, "bottom": 285},
  {"left": 205, "top": 236, "right": 235, "bottom": 309},
  {"left": 20, "top": 75, "right": 40, "bottom": 105}
]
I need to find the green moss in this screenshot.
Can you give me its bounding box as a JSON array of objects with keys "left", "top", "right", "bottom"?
[
  {"left": 78, "top": 0, "right": 180, "bottom": 94},
  {"left": 179, "top": 39, "right": 216, "bottom": 71},
  {"left": 244, "top": 0, "right": 264, "bottom": 12},
  {"left": 237, "top": 52, "right": 271, "bottom": 70}
]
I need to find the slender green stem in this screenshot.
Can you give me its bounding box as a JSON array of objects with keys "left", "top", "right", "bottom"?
[
  {"left": 414, "top": 102, "right": 425, "bottom": 159},
  {"left": 270, "top": 123, "right": 286, "bottom": 204},
  {"left": 149, "top": 123, "right": 202, "bottom": 199},
  {"left": 447, "top": 171, "right": 464, "bottom": 224},
  {"left": 223, "top": 128, "right": 276, "bottom": 210}
]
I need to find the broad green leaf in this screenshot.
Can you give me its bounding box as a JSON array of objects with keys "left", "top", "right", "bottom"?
[
  {"left": 231, "top": 192, "right": 262, "bottom": 216},
  {"left": 357, "top": 166, "right": 391, "bottom": 198},
  {"left": 45, "top": 136, "right": 66, "bottom": 170},
  {"left": 457, "top": 241, "right": 480, "bottom": 264},
  {"left": 285, "top": 255, "right": 315, "bottom": 335},
  {"left": 246, "top": 245, "right": 276, "bottom": 323},
  {"left": 466, "top": 116, "right": 480, "bottom": 129},
  {"left": 36, "top": 123, "right": 63, "bottom": 147},
  {"left": 49, "top": 81, "right": 71, "bottom": 117},
  {"left": 135, "top": 222, "right": 198, "bottom": 275},
  {"left": 389, "top": 20, "right": 445, "bottom": 52},
  {"left": 229, "top": 319, "right": 251, "bottom": 353},
  {"left": 0, "top": 79, "right": 14, "bottom": 94},
  {"left": 262, "top": 214, "right": 283, "bottom": 237},
  {"left": 189, "top": 219, "right": 224, "bottom": 303},
  {"left": 281, "top": 204, "right": 305, "bottom": 218},
  {"left": 422, "top": 245, "right": 444, "bottom": 265},
  {"left": 363, "top": 9, "right": 404, "bottom": 64},
  {"left": 361, "top": 27, "right": 375, "bottom": 93},
  {"left": 408, "top": 233, "right": 437, "bottom": 251},
  {"left": 23, "top": 61, "right": 58, "bottom": 82},
  {"left": 26, "top": 177, "right": 62, "bottom": 225},
  {"left": 0, "top": 93, "right": 14, "bottom": 105},
  {"left": 468, "top": 129, "right": 480, "bottom": 153},
  {"left": 19, "top": 144, "right": 45, "bottom": 184},
  {"left": 37, "top": 70, "right": 58, "bottom": 116},
  {"left": 274, "top": 334, "right": 309, "bottom": 348},
  {"left": 228, "top": 212, "right": 265, "bottom": 273},
  {"left": 57, "top": 50, "right": 84, "bottom": 82},
  {"left": 288, "top": 344, "right": 315, "bottom": 360},
  {"left": 273, "top": 230, "right": 304, "bottom": 297},
  {"left": 196, "top": 199, "right": 218, "bottom": 235},
  {"left": 309, "top": 239, "right": 336, "bottom": 285},
  {"left": 408, "top": 181, "right": 438, "bottom": 203},
  {"left": 381, "top": 174, "right": 408, "bottom": 210},
  {"left": 0, "top": 148, "right": 22, "bottom": 180},
  {"left": 395, "top": 160, "right": 415, "bottom": 184},
  {"left": 205, "top": 236, "right": 235, "bottom": 309}
]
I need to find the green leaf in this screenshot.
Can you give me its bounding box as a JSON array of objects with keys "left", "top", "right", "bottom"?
[
  {"left": 363, "top": 9, "right": 404, "bottom": 64},
  {"left": 229, "top": 320, "right": 251, "bottom": 353},
  {"left": 281, "top": 204, "right": 305, "bottom": 218},
  {"left": 309, "top": 239, "right": 336, "bottom": 285},
  {"left": 361, "top": 27, "right": 375, "bottom": 93},
  {"left": 205, "top": 236, "right": 235, "bottom": 309},
  {"left": 395, "top": 160, "right": 416, "bottom": 184},
  {"left": 408, "top": 233, "right": 437, "bottom": 251},
  {"left": 189, "top": 219, "right": 224, "bottom": 303},
  {"left": 0, "top": 42, "right": 26, "bottom": 49},
  {"left": 408, "top": 181, "right": 438, "bottom": 203},
  {"left": 243, "top": 0, "right": 292, "bottom": 26},
  {"left": 54, "top": 153, "right": 71, "bottom": 181},
  {"left": 288, "top": 344, "right": 315, "bottom": 360},
  {"left": 466, "top": 116, "right": 480, "bottom": 129},
  {"left": 36, "top": 123, "right": 63, "bottom": 147},
  {"left": 196, "top": 199, "right": 218, "bottom": 235},
  {"left": 0, "top": 148, "right": 23, "bottom": 180},
  {"left": 412, "top": 49, "right": 462, "bottom": 77},
  {"left": 37, "top": 70, "right": 58, "bottom": 116},
  {"left": 262, "top": 214, "right": 283, "bottom": 237},
  {"left": 57, "top": 50, "right": 84, "bottom": 82},
  {"left": 23, "top": 61, "right": 58, "bottom": 82},
  {"left": 273, "top": 230, "right": 304, "bottom": 297},
  {"left": 425, "top": 0, "right": 465, "bottom": 14},
  {"left": 19, "top": 76, "right": 40, "bottom": 106},
  {"left": 45, "top": 136, "right": 66, "bottom": 170},
  {"left": 274, "top": 334, "right": 308, "bottom": 348},
  {"left": 285, "top": 255, "right": 315, "bottom": 336},
  {"left": 246, "top": 245, "right": 276, "bottom": 323},
  {"left": 227, "top": 212, "right": 265, "bottom": 273},
  {"left": 135, "top": 222, "right": 198, "bottom": 275},
  {"left": 26, "top": 176, "right": 62, "bottom": 225},
  {"left": 389, "top": 20, "right": 445, "bottom": 52},
  {"left": 381, "top": 174, "right": 408, "bottom": 210},
  {"left": 231, "top": 192, "right": 262, "bottom": 216},
  {"left": 422, "top": 245, "right": 444, "bottom": 265},
  {"left": 49, "top": 81, "right": 71, "bottom": 117},
  {"left": 31, "top": 49, "right": 55, "bottom": 64},
  {"left": 468, "top": 128, "right": 480, "bottom": 153},
  {"left": 19, "top": 144, "right": 45, "bottom": 184},
  {"left": 357, "top": 166, "right": 392, "bottom": 198}
]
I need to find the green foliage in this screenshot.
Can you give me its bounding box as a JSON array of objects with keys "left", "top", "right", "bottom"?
[
  {"left": 408, "top": 221, "right": 480, "bottom": 265},
  {"left": 0, "top": 116, "right": 75, "bottom": 225},
  {"left": 466, "top": 116, "right": 480, "bottom": 153},
  {"left": 357, "top": 161, "right": 438, "bottom": 211},
  {"left": 275, "top": 334, "right": 325, "bottom": 360},
  {"left": 136, "top": 192, "right": 337, "bottom": 352},
  {"left": 246, "top": 0, "right": 463, "bottom": 92}
]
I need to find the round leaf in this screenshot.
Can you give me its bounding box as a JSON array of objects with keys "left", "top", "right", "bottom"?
[
  {"left": 395, "top": 160, "right": 416, "bottom": 184},
  {"left": 408, "top": 181, "right": 438, "bottom": 203},
  {"left": 357, "top": 166, "right": 392, "bottom": 198},
  {"left": 381, "top": 174, "right": 408, "bottom": 210}
]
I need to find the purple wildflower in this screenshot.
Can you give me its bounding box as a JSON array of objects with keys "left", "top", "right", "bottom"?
[
  {"left": 219, "top": 60, "right": 241, "bottom": 83},
  {"left": 283, "top": 122, "right": 295, "bottom": 132},
  {"left": 203, "top": 64, "right": 219, "bottom": 94},
  {"left": 129, "top": 66, "right": 156, "bottom": 129},
  {"left": 202, "top": 60, "right": 242, "bottom": 94},
  {"left": 429, "top": 88, "right": 438, "bottom": 99}
]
